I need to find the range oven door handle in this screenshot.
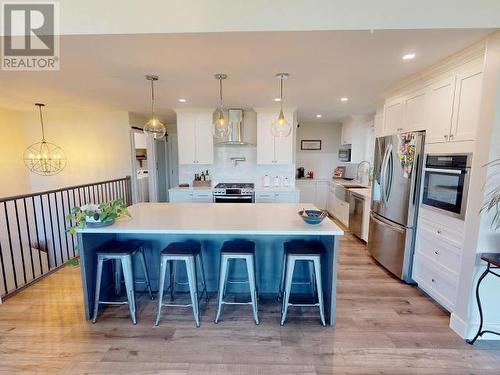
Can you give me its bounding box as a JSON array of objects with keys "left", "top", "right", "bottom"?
[
  {"left": 424, "top": 168, "right": 464, "bottom": 175},
  {"left": 213, "top": 195, "right": 254, "bottom": 200}
]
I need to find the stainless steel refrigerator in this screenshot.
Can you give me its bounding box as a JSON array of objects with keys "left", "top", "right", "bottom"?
[{"left": 368, "top": 131, "right": 425, "bottom": 283}]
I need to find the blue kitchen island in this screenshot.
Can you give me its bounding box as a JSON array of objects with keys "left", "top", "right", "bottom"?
[{"left": 77, "top": 202, "right": 344, "bottom": 325}]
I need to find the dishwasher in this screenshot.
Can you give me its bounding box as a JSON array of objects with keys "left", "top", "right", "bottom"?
[{"left": 349, "top": 192, "right": 364, "bottom": 240}]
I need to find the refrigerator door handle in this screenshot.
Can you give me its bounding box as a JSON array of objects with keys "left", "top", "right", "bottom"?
[
  {"left": 370, "top": 212, "right": 406, "bottom": 233},
  {"left": 380, "top": 144, "right": 392, "bottom": 206}
]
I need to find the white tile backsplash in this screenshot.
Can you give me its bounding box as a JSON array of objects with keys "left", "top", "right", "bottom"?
[{"left": 178, "top": 145, "right": 295, "bottom": 187}]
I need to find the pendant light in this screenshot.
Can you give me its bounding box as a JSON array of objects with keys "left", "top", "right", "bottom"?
[
  {"left": 271, "top": 73, "right": 292, "bottom": 137},
  {"left": 143, "top": 74, "right": 166, "bottom": 139},
  {"left": 23, "top": 103, "right": 66, "bottom": 176},
  {"left": 213, "top": 73, "right": 229, "bottom": 139}
]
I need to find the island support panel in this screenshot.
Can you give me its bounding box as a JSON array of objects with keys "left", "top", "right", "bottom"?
[{"left": 78, "top": 233, "right": 339, "bottom": 325}]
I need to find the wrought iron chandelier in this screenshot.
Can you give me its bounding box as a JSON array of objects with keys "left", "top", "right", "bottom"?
[
  {"left": 23, "top": 103, "right": 66, "bottom": 176},
  {"left": 271, "top": 73, "right": 292, "bottom": 138},
  {"left": 143, "top": 74, "right": 167, "bottom": 139}
]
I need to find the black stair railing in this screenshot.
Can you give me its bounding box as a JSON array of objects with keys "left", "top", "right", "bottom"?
[{"left": 0, "top": 176, "right": 132, "bottom": 298}]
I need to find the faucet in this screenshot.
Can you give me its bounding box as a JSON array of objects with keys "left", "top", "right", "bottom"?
[
  {"left": 230, "top": 157, "right": 246, "bottom": 167},
  {"left": 356, "top": 160, "right": 372, "bottom": 184}
]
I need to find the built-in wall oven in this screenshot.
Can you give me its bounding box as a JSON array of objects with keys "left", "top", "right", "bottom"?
[
  {"left": 338, "top": 148, "right": 351, "bottom": 162},
  {"left": 421, "top": 154, "right": 472, "bottom": 219}
]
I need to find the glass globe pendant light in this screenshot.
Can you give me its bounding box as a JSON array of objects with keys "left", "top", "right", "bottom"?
[
  {"left": 23, "top": 103, "right": 67, "bottom": 176},
  {"left": 271, "top": 73, "right": 292, "bottom": 137},
  {"left": 213, "top": 73, "right": 229, "bottom": 139},
  {"left": 143, "top": 74, "right": 166, "bottom": 139}
]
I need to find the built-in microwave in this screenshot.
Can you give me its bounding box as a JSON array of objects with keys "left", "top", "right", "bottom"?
[
  {"left": 421, "top": 154, "right": 472, "bottom": 220},
  {"left": 338, "top": 148, "right": 351, "bottom": 162}
]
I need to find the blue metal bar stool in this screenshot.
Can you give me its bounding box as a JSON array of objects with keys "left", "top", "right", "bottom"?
[
  {"left": 280, "top": 240, "right": 326, "bottom": 326},
  {"left": 92, "top": 240, "right": 153, "bottom": 324},
  {"left": 155, "top": 241, "right": 208, "bottom": 327},
  {"left": 215, "top": 240, "right": 259, "bottom": 325}
]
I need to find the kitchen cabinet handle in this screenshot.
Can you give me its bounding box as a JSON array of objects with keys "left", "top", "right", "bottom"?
[
  {"left": 449, "top": 134, "right": 454, "bottom": 140},
  {"left": 431, "top": 278, "right": 436, "bottom": 283},
  {"left": 437, "top": 229, "right": 442, "bottom": 234},
  {"left": 444, "top": 134, "right": 449, "bottom": 140},
  {"left": 434, "top": 250, "right": 439, "bottom": 255}
]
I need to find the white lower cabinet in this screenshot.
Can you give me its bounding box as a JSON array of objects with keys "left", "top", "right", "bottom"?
[
  {"left": 296, "top": 180, "right": 328, "bottom": 209},
  {"left": 255, "top": 190, "right": 299, "bottom": 203},
  {"left": 168, "top": 189, "right": 213, "bottom": 203},
  {"left": 326, "top": 182, "right": 350, "bottom": 227},
  {"left": 413, "top": 215, "right": 463, "bottom": 312}
]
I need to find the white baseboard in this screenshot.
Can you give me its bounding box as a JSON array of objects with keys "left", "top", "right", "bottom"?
[{"left": 451, "top": 312, "right": 500, "bottom": 341}]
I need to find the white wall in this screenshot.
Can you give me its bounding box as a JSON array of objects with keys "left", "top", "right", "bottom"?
[
  {"left": 296, "top": 122, "right": 342, "bottom": 179},
  {"left": 0, "top": 107, "right": 31, "bottom": 196},
  {"left": 295, "top": 122, "right": 363, "bottom": 179},
  {"left": 0, "top": 107, "right": 134, "bottom": 197},
  {"left": 450, "top": 32, "right": 500, "bottom": 339},
  {"left": 49, "top": 1, "right": 500, "bottom": 35},
  {"left": 178, "top": 144, "right": 295, "bottom": 187}
]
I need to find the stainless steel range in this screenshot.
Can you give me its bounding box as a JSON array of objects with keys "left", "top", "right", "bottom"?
[{"left": 213, "top": 183, "right": 255, "bottom": 203}]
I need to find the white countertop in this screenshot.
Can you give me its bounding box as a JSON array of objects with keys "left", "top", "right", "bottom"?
[
  {"left": 79, "top": 203, "right": 344, "bottom": 236},
  {"left": 349, "top": 187, "right": 372, "bottom": 200}
]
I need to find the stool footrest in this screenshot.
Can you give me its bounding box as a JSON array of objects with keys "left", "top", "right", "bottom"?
[
  {"left": 221, "top": 301, "right": 253, "bottom": 306},
  {"left": 98, "top": 300, "right": 129, "bottom": 305}
]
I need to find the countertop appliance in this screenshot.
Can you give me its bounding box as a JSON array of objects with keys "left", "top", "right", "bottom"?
[
  {"left": 349, "top": 193, "right": 364, "bottom": 240},
  {"left": 422, "top": 153, "right": 471, "bottom": 219},
  {"left": 368, "top": 131, "right": 425, "bottom": 283},
  {"left": 297, "top": 167, "right": 305, "bottom": 179},
  {"left": 213, "top": 183, "right": 255, "bottom": 203},
  {"left": 338, "top": 148, "right": 351, "bottom": 162}
]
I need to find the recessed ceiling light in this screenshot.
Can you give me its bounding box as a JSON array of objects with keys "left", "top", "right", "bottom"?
[
  {"left": 340, "top": 97, "right": 349, "bottom": 102},
  {"left": 316, "top": 114, "right": 322, "bottom": 118},
  {"left": 402, "top": 53, "right": 416, "bottom": 60},
  {"left": 178, "top": 98, "right": 187, "bottom": 103},
  {"left": 274, "top": 97, "right": 281, "bottom": 102}
]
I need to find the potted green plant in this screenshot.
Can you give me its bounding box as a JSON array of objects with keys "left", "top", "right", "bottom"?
[{"left": 66, "top": 198, "right": 130, "bottom": 235}]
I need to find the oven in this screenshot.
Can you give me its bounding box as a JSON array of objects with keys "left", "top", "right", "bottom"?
[
  {"left": 213, "top": 194, "right": 254, "bottom": 203},
  {"left": 421, "top": 154, "right": 471, "bottom": 220},
  {"left": 213, "top": 185, "right": 255, "bottom": 203},
  {"left": 338, "top": 148, "right": 351, "bottom": 162}
]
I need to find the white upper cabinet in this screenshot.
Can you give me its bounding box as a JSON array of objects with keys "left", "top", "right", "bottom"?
[
  {"left": 256, "top": 108, "right": 295, "bottom": 165},
  {"left": 383, "top": 97, "right": 404, "bottom": 134},
  {"left": 340, "top": 115, "right": 372, "bottom": 163},
  {"left": 381, "top": 57, "right": 484, "bottom": 145},
  {"left": 451, "top": 68, "right": 483, "bottom": 142},
  {"left": 176, "top": 110, "right": 214, "bottom": 165},
  {"left": 403, "top": 87, "right": 427, "bottom": 132},
  {"left": 340, "top": 121, "right": 352, "bottom": 146},
  {"left": 426, "top": 76, "right": 456, "bottom": 144}
]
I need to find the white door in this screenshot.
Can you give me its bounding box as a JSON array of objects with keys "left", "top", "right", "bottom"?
[
  {"left": 451, "top": 69, "right": 483, "bottom": 142},
  {"left": 403, "top": 88, "right": 427, "bottom": 132},
  {"left": 315, "top": 181, "right": 329, "bottom": 209},
  {"left": 425, "top": 76, "right": 456, "bottom": 144},
  {"left": 383, "top": 97, "right": 404, "bottom": 134},
  {"left": 195, "top": 112, "right": 214, "bottom": 164},
  {"left": 340, "top": 122, "right": 352, "bottom": 145},
  {"left": 177, "top": 112, "right": 197, "bottom": 164},
  {"left": 256, "top": 112, "right": 276, "bottom": 164},
  {"left": 297, "top": 181, "right": 316, "bottom": 204}
]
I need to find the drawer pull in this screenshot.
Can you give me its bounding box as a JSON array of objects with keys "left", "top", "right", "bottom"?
[
  {"left": 434, "top": 250, "right": 439, "bottom": 255},
  {"left": 437, "top": 230, "right": 442, "bottom": 234},
  {"left": 431, "top": 278, "right": 436, "bottom": 283}
]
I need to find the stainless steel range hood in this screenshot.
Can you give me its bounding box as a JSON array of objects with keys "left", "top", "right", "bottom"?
[{"left": 217, "top": 108, "right": 253, "bottom": 146}]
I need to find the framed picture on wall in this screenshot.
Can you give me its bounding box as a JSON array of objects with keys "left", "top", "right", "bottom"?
[{"left": 301, "top": 140, "right": 322, "bottom": 150}]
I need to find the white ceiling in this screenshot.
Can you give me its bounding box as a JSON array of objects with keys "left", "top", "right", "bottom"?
[{"left": 0, "top": 29, "right": 493, "bottom": 124}]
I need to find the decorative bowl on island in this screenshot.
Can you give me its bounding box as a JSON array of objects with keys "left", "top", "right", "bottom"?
[{"left": 298, "top": 209, "right": 327, "bottom": 225}]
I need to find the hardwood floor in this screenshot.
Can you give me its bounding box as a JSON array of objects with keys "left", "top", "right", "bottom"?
[{"left": 1, "top": 233, "right": 499, "bottom": 374}]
